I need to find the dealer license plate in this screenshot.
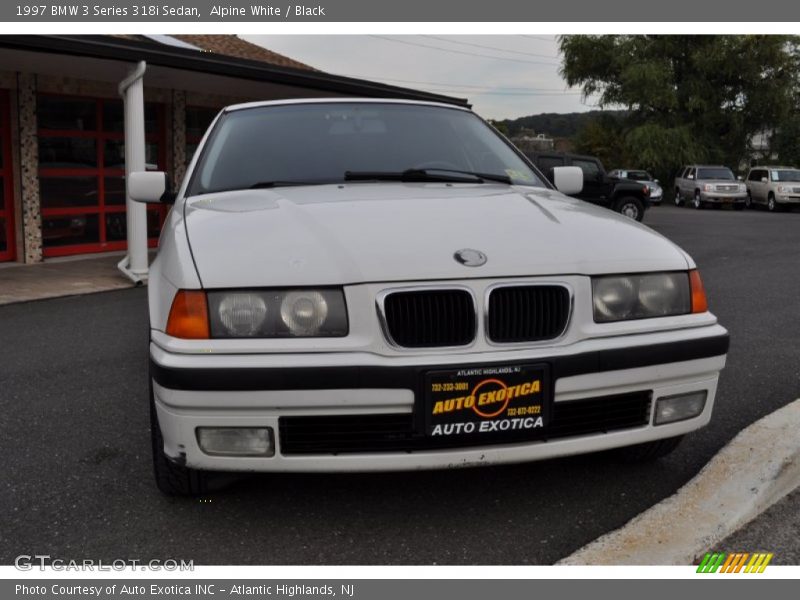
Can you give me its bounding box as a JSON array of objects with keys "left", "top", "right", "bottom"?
[{"left": 424, "top": 364, "right": 550, "bottom": 439}]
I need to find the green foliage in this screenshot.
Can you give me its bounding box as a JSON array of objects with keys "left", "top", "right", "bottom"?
[
  {"left": 497, "top": 110, "right": 627, "bottom": 138},
  {"left": 559, "top": 35, "right": 800, "bottom": 174},
  {"left": 772, "top": 117, "right": 800, "bottom": 166},
  {"left": 573, "top": 114, "right": 626, "bottom": 169},
  {"left": 487, "top": 119, "right": 509, "bottom": 135}
]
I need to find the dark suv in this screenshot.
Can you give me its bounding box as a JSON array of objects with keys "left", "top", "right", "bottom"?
[{"left": 526, "top": 152, "right": 651, "bottom": 221}]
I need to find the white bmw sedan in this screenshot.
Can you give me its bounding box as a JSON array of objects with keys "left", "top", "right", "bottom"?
[{"left": 129, "top": 99, "right": 728, "bottom": 495}]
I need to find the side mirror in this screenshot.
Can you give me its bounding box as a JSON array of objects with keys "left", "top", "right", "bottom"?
[
  {"left": 737, "top": 175, "right": 744, "bottom": 181},
  {"left": 687, "top": 174, "right": 694, "bottom": 180},
  {"left": 760, "top": 177, "right": 768, "bottom": 183},
  {"left": 128, "top": 171, "right": 175, "bottom": 204},
  {"left": 654, "top": 179, "right": 660, "bottom": 184},
  {"left": 552, "top": 166, "right": 583, "bottom": 195}
]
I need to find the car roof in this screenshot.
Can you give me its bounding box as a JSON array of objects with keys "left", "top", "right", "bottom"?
[{"left": 222, "top": 97, "right": 474, "bottom": 113}]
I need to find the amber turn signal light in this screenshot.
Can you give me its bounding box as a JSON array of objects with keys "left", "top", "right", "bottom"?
[
  {"left": 689, "top": 270, "right": 708, "bottom": 314},
  {"left": 166, "top": 290, "right": 210, "bottom": 339}
]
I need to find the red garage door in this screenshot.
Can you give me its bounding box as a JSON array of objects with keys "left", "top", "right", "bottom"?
[
  {"left": 37, "top": 94, "right": 167, "bottom": 257},
  {"left": 0, "top": 90, "right": 14, "bottom": 262}
]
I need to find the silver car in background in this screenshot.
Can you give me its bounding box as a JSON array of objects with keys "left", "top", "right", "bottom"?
[
  {"left": 674, "top": 165, "right": 747, "bottom": 210},
  {"left": 609, "top": 169, "right": 663, "bottom": 205},
  {"left": 744, "top": 166, "right": 800, "bottom": 212}
]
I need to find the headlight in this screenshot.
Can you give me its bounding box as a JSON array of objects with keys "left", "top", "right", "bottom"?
[
  {"left": 592, "top": 273, "right": 691, "bottom": 322},
  {"left": 739, "top": 183, "right": 747, "bottom": 192},
  {"left": 703, "top": 184, "right": 713, "bottom": 192},
  {"left": 280, "top": 290, "right": 329, "bottom": 336},
  {"left": 207, "top": 289, "right": 348, "bottom": 338},
  {"left": 777, "top": 185, "right": 792, "bottom": 194},
  {"left": 218, "top": 293, "right": 268, "bottom": 336}
]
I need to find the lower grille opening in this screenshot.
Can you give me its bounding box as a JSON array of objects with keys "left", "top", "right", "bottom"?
[{"left": 279, "top": 391, "right": 652, "bottom": 455}]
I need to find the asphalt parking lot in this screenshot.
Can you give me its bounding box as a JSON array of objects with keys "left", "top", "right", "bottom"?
[{"left": 2, "top": 204, "right": 799, "bottom": 565}]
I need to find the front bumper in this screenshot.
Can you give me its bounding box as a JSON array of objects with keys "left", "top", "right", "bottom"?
[
  {"left": 700, "top": 191, "right": 747, "bottom": 203},
  {"left": 151, "top": 325, "right": 728, "bottom": 472},
  {"left": 775, "top": 194, "right": 800, "bottom": 204}
]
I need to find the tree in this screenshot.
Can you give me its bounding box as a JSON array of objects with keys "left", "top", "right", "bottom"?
[
  {"left": 559, "top": 35, "right": 800, "bottom": 180},
  {"left": 572, "top": 113, "right": 626, "bottom": 169}
]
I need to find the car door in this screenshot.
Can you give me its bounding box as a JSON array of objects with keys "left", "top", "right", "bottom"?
[
  {"left": 747, "top": 169, "right": 763, "bottom": 203},
  {"left": 681, "top": 167, "right": 696, "bottom": 199},
  {"left": 570, "top": 157, "right": 606, "bottom": 204}
]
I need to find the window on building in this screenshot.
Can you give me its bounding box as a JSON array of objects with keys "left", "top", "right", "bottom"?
[
  {"left": 185, "top": 106, "right": 220, "bottom": 167},
  {"left": 37, "top": 94, "right": 166, "bottom": 257},
  {"left": 0, "top": 90, "right": 14, "bottom": 260}
]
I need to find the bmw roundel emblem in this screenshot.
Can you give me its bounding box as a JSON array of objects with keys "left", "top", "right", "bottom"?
[{"left": 454, "top": 249, "right": 487, "bottom": 267}]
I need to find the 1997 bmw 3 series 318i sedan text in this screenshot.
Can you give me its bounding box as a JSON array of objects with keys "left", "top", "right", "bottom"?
[{"left": 128, "top": 99, "right": 729, "bottom": 495}]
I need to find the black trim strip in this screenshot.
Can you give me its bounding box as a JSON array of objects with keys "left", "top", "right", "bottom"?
[{"left": 150, "top": 333, "right": 729, "bottom": 392}]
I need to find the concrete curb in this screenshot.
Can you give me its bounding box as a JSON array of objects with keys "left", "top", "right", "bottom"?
[{"left": 558, "top": 399, "right": 800, "bottom": 565}]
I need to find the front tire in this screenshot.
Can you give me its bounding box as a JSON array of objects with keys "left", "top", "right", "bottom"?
[
  {"left": 613, "top": 435, "right": 684, "bottom": 463},
  {"left": 767, "top": 193, "right": 780, "bottom": 212},
  {"left": 614, "top": 196, "right": 645, "bottom": 221},
  {"left": 745, "top": 192, "right": 752, "bottom": 209},
  {"left": 674, "top": 189, "right": 683, "bottom": 206},
  {"left": 693, "top": 191, "right": 704, "bottom": 210}
]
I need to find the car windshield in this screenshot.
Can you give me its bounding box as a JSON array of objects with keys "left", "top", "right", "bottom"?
[
  {"left": 189, "top": 102, "right": 546, "bottom": 195},
  {"left": 696, "top": 168, "right": 735, "bottom": 180},
  {"left": 626, "top": 170, "right": 651, "bottom": 180},
  {"left": 770, "top": 169, "right": 800, "bottom": 182}
]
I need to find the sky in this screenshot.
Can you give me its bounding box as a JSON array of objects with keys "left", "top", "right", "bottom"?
[{"left": 242, "top": 35, "right": 597, "bottom": 121}]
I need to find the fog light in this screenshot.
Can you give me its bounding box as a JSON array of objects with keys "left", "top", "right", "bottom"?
[
  {"left": 196, "top": 427, "right": 274, "bottom": 456},
  {"left": 654, "top": 391, "right": 707, "bottom": 425}
]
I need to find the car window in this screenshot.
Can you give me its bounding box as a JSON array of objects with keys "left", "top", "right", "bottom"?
[
  {"left": 696, "top": 167, "right": 735, "bottom": 180},
  {"left": 536, "top": 156, "right": 565, "bottom": 181},
  {"left": 771, "top": 169, "right": 800, "bottom": 182},
  {"left": 190, "top": 103, "right": 546, "bottom": 195},
  {"left": 686, "top": 167, "right": 695, "bottom": 178},
  {"left": 572, "top": 159, "right": 601, "bottom": 179},
  {"left": 747, "top": 170, "right": 759, "bottom": 181},
  {"left": 626, "top": 170, "right": 650, "bottom": 180}
]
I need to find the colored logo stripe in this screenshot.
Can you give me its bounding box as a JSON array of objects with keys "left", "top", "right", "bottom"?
[{"left": 696, "top": 552, "right": 773, "bottom": 573}]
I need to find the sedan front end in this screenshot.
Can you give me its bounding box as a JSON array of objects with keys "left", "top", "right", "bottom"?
[{"left": 132, "top": 99, "right": 728, "bottom": 495}]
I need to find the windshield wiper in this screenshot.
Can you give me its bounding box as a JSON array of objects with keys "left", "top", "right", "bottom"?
[
  {"left": 344, "top": 168, "right": 512, "bottom": 185},
  {"left": 414, "top": 168, "right": 513, "bottom": 184},
  {"left": 249, "top": 180, "right": 326, "bottom": 189}
]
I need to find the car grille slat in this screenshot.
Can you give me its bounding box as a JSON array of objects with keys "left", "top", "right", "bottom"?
[
  {"left": 279, "top": 391, "right": 652, "bottom": 454},
  {"left": 383, "top": 289, "right": 475, "bottom": 348},
  {"left": 487, "top": 285, "right": 570, "bottom": 343}
]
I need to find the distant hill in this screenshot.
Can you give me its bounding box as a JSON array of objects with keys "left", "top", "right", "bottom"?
[{"left": 497, "top": 110, "right": 627, "bottom": 138}]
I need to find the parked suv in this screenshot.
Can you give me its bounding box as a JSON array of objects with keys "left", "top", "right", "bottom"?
[
  {"left": 674, "top": 165, "right": 747, "bottom": 210},
  {"left": 744, "top": 166, "right": 800, "bottom": 212},
  {"left": 527, "top": 152, "right": 651, "bottom": 221},
  {"left": 608, "top": 169, "right": 663, "bottom": 205}
]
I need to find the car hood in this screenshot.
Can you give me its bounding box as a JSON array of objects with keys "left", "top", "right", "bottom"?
[{"left": 183, "top": 183, "right": 690, "bottom": 288}]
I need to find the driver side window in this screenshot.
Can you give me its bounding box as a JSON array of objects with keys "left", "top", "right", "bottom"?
[{"left": 572, "top": 159, "right": 601, "bottom": 180}]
